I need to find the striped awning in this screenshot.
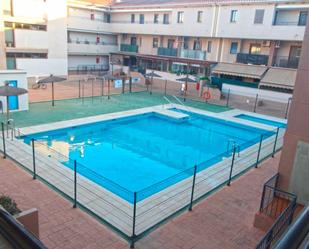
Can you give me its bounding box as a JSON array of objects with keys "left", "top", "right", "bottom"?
[
  {"left": 260, "top": 68, "right": 297, "bottom": 90},
  {"left": 212, "top": 63, "right": 268, "bottom": 79}
]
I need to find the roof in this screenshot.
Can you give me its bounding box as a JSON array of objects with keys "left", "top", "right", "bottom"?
[
  {"left": 211, "top": 62, "right": 268, "bottom": 79},
  {"left": 260, "top": 67, "right": 297, "bottom": 89},
  {"left": 111, "top": 0, "right": 306, "bottom": 8}
]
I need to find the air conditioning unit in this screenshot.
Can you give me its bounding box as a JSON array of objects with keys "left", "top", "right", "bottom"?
[
  {"left": 262, "top": 40, "right": 270, "bottom": 47},
  {"left": 275, "top": 41, "right": 281, "bottom": 48}
]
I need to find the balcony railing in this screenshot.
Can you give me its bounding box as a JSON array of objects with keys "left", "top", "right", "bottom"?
[
  {"left": 157, "top": 47, "right": 178, "bottom": 57},
  {"left": 180, "top": 49, "right": 206, "bottom": 60},
  {"left": 120, "top": 44, "right": 138, "bottom": 53},
  {"left": 273, "top": 56, "right": 300, "bottom": 69},
  {"left": 236, "top": 53, "right": 269, "bottom": 66},
  {"left": 68, "top": 40, "right": 118, "bottom": 46}
]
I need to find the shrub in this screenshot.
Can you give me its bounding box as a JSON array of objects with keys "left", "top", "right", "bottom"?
[{"left": 0, "top": 195, "right": 21, "bottom": 215}]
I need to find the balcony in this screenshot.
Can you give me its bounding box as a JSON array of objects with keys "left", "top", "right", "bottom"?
[
  {"left": 236, "top": 53, "right": 269, "bottom": 66},
  {"left": 157, "top": 47, "right": 178, "bottom": 57},
  {"left": 180, "top": 49, "right": 206, "bottom": 60},
  {"left": 120, "top": 44, "right": 138, "bottom": 53},
  {"left": 273, "top": 56, "right": 300, "bottom": 69},
  {"left": 68, "top": 41, "right": 118, "bottom": 55}
]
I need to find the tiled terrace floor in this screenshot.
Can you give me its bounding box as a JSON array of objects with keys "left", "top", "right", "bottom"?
[{"left": 0, "top": 151, "right": 280, "bottom": 249}]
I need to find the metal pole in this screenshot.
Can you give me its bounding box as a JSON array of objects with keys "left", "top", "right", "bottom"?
[
  {"left": 189, "top": 165, "right": 197, "bottom": 211},
  {"left": 82, "top": 83, "right": 84, "bottom": 105},
  {"left": 227, "top": 145, "right": 237, "bottom": 186},
  {"left": 164, "top": 80, "right": 167, "bottom": 96},
  {"left": 52, "top": 82, "right": 55, "bottom": 107},
  {"left": 272, "top": 127, "right": 280, "bottom": 157},
  {"left": 256, "top": 134, "right": 264, "bottom": 168},
  {"left": 253, "top": 94, "right": 258, "bottom": 113},
  {"left": 150, "top": 71, "right": 153, "bottom": 95},
  {"left": 1, "top": 122, "right": 6, "bottom": 159},
  {"left": 285, "top": 98, "right": 291, "bottom": 119},
  {"left": 226, "top": 89, "right": 230, "bottom": 107},
  {"left": 73, "top": 160, "right": 77, "bottom": 208},
  {"left": 108, "top": 80, "right": 111, "bottom": 100},
  {"left": 78, "top": 80, "right": 81, "bottom": 98},
  {"left": 31, "top": 138, "right": 36, "bottom": 180},
  {"left": 130, "top": 192, "right": 137, "bottom": 249},
  {"left": 129, "top": 77, "right": 132, "bottom": 93},
  {"left": 91, "top": 79, "right": 94, "bottom": 103}
]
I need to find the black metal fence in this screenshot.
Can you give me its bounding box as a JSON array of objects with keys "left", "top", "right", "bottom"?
[
  {"left": 0, "top": 117, "right": 285, "bottom": 248},
  {"left": 256, "top": 174, "right": 297, "bottom": 249}
]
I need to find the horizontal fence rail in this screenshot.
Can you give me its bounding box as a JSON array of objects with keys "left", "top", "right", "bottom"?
[{"left": 0, "top": 114, "right": 285, "bottom": 247}]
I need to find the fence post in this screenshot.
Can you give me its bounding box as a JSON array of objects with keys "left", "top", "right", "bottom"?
[
  {"left": 129, "top": 77, "right": 132, "bottom": 93},
  {"left": 78, "top": 80, "right": 81, "bottom": 98},
  {"left": 1, "top": 122, "right": 6, "bottom": 159},
  {"left": 130, "top": 192, "right": 137, "bottom": 249},
  {"left": 227, "top": 145, "right": 237, "bottom": 186},
  {"left": 31, "top": 138, "right": 36, "bottom": 180},
  {"left": 285, "top": 98, "right": 291, "bottom": 119},
  {"left": 253, "top": 94, "right": 259, "bottom": 113},
  {"left": 256, "top": 134, "right": 264, "bottom": 168},
  {"left": 226, "top": 89, "right": 230, "bottom": 107},
  {"left": 189, "top": 165, "right": 197, "bottom": 211},
  {"left": 272, "top": 128, "right": 280, "bottom": 158},
  {"left": 73, "top": 160, "right": 77, "bottom": 208},
  {"left": 164, "top": 80, "right": 167, "bottom": 96}
]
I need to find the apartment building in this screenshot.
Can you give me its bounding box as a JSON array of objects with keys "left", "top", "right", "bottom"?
[{"left": 0, "top": 0, "right": 308, "bottom": 82}]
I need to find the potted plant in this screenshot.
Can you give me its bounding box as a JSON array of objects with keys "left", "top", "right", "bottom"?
[{"left": 0, "top": 194, "right": 21, "bottom": 215}]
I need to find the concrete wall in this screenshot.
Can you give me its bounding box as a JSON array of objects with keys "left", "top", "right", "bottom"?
[
  {"left": 0, "top": 70, "right": 28, "bottom": 111},
  {"left": 68, "top": 55, "right": 109, "bottom": 68}
]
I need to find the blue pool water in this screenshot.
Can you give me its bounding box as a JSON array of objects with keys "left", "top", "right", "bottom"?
[
  {"left": 235, "top": 114, "right": 287, "bottom": 128},
  {"left": 23, "top": 110, "right": 273, "bottom": 202}
]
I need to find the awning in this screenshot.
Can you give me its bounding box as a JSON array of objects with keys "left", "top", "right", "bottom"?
[
  {"left": 260, "top": 67, "right": 297, "bottom": 90},
  {"left": 211, "top": 63, "right": 268, "bottom": 79}
]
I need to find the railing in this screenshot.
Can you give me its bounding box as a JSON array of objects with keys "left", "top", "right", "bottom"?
[
  {"left": 68, "top": 64, "right": 109, "bottom": 73},
  {"left": 272, "top": 56, "right": 299, "bottom": 69},
  {"left": 112, "top": 20, "right": 170, "bottom": 25},
  {"left": 68, "top": 40, "right": 118, "bottom": 46},
  {"left": 236, "top": 53, "right": 269, "bottom": 66},
  {"left": 256, "top": 174, "right": 297, "bottom": 249},
  {"left": 120, "top": 44, "right": 139, "bottom": 53},
  {"left": 273, "top": 20, "right": 306, "bottom": 26},
  {"left": 180, "top": 49, "right": 206, "bottom": 60},
  {"left": 0, "top": 119, "right": 285, "bottom": 248},
  {"left": 157, "top": 47, "right": 178, "bottom": 57}
]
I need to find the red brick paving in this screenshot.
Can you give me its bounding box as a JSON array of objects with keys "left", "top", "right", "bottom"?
[{"left": 0, "top": 153, "right": 280, "bottom": 249}]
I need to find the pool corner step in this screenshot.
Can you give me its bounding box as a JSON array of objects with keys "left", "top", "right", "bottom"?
[{"left": 153, "top": 109, "right": 189, "bottom": 122}]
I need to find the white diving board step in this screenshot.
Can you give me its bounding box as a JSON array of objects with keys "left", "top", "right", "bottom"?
[{"left": 153, "top": 109, "right": 189, "bottom": 122}]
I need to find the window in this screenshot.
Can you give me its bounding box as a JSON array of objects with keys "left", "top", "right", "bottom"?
[
  {"left": 230, "top": 10, "right": 238, "bottom": 23},
  {"left": 177, "top": 11, "right": 184, "bottom": 23},
  {"left": 131, "top": 14, "right": 135, "bottom": 23},
  {"left": 193, "top": 40, "right": 201, "bottom": 50},
  {"left": 183, "top": 37, "right": 189, "bottom": 49},
  {"left": 3, "top": 0, "right": 12, "bottom": 16},
  {"left": 130, "top": 37, "right": 137, "bottom": 46},
  {"left": 207, "top": 41, "right": 212, "bottom": 53},
  {"left": 154, "top": 14, "right": 159, "bottom": 24},
  {"left": 298, "top": 11, "right": 308, "bottom": 26},
  {"left": 153, "top": 37, "right": 159, "bottom": 48},
  {"left": 6, "top": 52, "right": 47, "bottom": 59},
  {"left": 254, "top": 9, "right": 265, "bottom": 24},
  {"left": 167, "top": 39, "right": 175, "bottom": 48},
  {"left": 163, "top": 14, "right": 169, "bottom": 24},
  {"left": 90, "top": 13, "right": 95, "bottom": 20},
  {"left": 139, "top": 14, "right": 144, "bottom": 24},
  {"left": 250, "top": 44, "right": 261, "bottom": 54},
  {"left": 5, "top": 21, "right": 47, "bottom": 31},
  {"left": 197, "top": 11, "right": 203, "bottom": 23},
  {"left": 230, "top": 42, "right": 238, "bottom": 54},
  {"left": 104, "top": 13, "right": 111, "bottom": 23},
  {"left": 96, "top": 57, "right": 100, "bottom": 64}
]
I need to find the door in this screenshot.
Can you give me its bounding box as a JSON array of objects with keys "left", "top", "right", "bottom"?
[
  {"left": 288, "top": 46, "right": 301, "bottom": 68},
  {"left": 130, "top": 37, "right": 137, "bottom": 46},
  {"left": 7, "top": 80, "right": 19, "bottom": 110}
]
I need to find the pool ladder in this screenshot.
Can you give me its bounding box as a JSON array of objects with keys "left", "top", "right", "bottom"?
[{"left": 227, "top": 139, "right": 240, "bottom": 157}]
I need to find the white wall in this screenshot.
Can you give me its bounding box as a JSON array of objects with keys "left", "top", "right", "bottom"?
[
  {"left": 0, "top": 70, "right": 28, "bottom": 111},
  {"left": 14, "top": 29, "right": 48, "bottom": 49},
  {"left": 68, "top": 55, "right": 109, "bottom": 68},
  {"left": 222, "top": 83, "right": 292, "bottom": 103}
]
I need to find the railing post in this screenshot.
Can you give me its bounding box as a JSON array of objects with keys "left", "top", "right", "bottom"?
[
  {"left": 31, "top": 138, "right": 36, "bottom": 180},
  {"left": 256, "top": 134, "right": 264, "bottom": 168},
  {"left": 259, "top": 185, "right": 266, "bottom": 211},
  {"left": 1, "top": 122, "right": 6, "bottom": 159},
  {"left": 272, "top": 127, "right": 280, "bottom": 158},
  {"left": 227, "top": 145, "right": 237, "bottom": 186},
  {"left": 226, "top": 89, "right": 230, "bottom": 107},
  {"left": 73, "top": 160, "right": 77, "bottom": 208},
  {"left": 285, "top": 97, "right": 291, "bottom": 119},
  {"left": 130, "top": 192, "right": 137, "bottom": 249},
  {"left": 129, "top": 77, "right": 132, "bottom": 93},
  {"left": 78, "top": 80, "right": 81, "bottom": 98},
  {"left": 253, "top": 94, "right": 258, "bottom": 113},
  {"left": 189, "top": 165, "right": 197, "bottom": 211},
  {"left": 164, "top": 80, "right": 167, "bottom": 96}
]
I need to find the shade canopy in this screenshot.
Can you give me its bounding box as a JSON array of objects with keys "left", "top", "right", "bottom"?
[
  {"left": 0, "top": 84, "right": 28, "bottom": 96},
  {"left": 38, "top": 74, "right": 66, "bottom": 84},
  {"left": 145, "top": 72, "right": 162, "bottom": 78},
  {"left": 176, "top": 77, "right": 196, "bottom": 83}
]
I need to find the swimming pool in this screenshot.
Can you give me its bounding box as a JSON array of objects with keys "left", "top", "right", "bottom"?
[
  {"left": 22, "top": 109, "right": 274, "bottom": 202},
  {"left": 235, "top": 114, "right": 287, "bottom": 128}
]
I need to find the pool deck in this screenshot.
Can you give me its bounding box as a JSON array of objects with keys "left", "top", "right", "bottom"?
[{"left": 0, "top": 149, "right": 280, "bottom": 249}]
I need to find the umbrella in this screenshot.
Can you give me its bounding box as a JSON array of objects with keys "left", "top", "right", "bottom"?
[
  {"left": 38, "top": 74, "right": 66, "bottom": 106},
  {"left": 145, "top": 72, "right": 162, "bottom": 78},
  {"left": 176, "top": 77, "right": 196, "bottom": 83},
  {"left": 0, "top": 82, "right": 28, "bottom": 122}
]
